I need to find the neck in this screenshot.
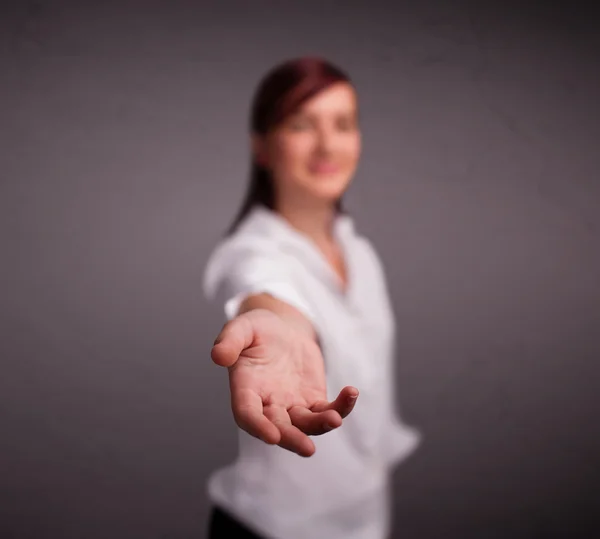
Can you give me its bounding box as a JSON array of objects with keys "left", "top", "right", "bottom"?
[{"left": 275, "top": 196, "right": 338, "bottom": 244}]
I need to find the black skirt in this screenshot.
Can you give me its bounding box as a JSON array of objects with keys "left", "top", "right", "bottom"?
[{"left": 207, "top": 506, "right": 264, "bottom": 539}]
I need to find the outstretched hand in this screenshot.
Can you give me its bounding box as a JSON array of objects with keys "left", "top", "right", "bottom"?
[{"left": 211, "top": 308, "right": 358, "bottom": 457}]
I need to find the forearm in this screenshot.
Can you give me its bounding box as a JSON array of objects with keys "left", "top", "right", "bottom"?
[{"left": 237, "top": 293, "right": 317, "bottom": 341}]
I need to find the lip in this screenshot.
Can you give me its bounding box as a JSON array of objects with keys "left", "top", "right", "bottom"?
[{"left": 310, "top": 162, "right": 340, "bottom": 174}]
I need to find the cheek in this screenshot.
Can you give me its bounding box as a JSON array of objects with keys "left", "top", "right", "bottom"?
[
  {"left": 346, "top": 135, "right": 361, "bottom": 163},
  {"left": 273, "top": 138, "right": 313, "bottom": 170}
]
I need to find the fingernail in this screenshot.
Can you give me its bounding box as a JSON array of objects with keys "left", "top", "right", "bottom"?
[{"left": 325, "top": 423, "right": 336, "bottom": 431}]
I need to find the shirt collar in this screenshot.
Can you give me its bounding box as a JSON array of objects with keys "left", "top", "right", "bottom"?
[
  {"left": 245, "top": 205, "right": 356, "bottom": 243},
  {"left": 242, "top": 205, "right": 356, "bottom": 297}
]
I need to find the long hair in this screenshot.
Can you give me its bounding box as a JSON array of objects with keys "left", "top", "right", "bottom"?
[{"left": 225, "top": 56, "right": 353, "bottom": 236}]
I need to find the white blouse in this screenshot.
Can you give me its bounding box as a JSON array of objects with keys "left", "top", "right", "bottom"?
[{"left": 203, "top": 205, "right": 421, "bottom": 539}]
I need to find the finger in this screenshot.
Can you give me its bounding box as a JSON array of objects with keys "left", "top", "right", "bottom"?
[
  {"left": 211, "top": 316, "right": 254, "bottom": 368},
  {"left": 311, "top": 386, "right": 359, "bottom": 418},
  {"left": 232, "top": 389, "right": 281, "bottom": 445},
  {"left": 264, "top": 405, "right": 316, "bottom": 457},
  {"left": 288, "top": 406, "right": 342, "bottom": 436}
]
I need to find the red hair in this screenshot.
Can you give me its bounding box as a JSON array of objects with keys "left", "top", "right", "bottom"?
[{"left": 226, "top": 56, "right": 353, "bottom": 235}]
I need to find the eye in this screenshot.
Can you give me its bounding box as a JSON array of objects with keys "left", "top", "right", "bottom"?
[
  {"left": 336, "top": 115, "right": 357, "bottom": 131},
  {"left": 287, "top": 117, "right": 312, "bottom": 131}
]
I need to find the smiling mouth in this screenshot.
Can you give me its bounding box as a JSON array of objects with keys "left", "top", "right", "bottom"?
[{"left": 310, "top": 163, "right": 340, "bottom": 174}]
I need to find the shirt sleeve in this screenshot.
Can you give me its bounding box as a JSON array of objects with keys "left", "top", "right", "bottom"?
[
  {"left": 381, "top": 330, "right": 423, "bottom": 466},
  {"left": 359, "top": 237, "right": 423, "bottom": 465},
  {"left": 203, "top": 238, "right": 317, "bottom": 322}
]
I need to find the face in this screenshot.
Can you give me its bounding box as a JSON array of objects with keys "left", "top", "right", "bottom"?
[{"left": 254, "top": 82, "right": 361, "bottom": 208}]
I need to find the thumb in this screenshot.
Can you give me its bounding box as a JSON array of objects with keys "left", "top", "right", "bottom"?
[{"left": 210, "top": 315, "right": 254, "bottom": 368}]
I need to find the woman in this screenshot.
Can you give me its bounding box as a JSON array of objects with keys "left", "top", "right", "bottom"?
[{"left": 203, "top": 57, "right": 421, "bottom": 539}]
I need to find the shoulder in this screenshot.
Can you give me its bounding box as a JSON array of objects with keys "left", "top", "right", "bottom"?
[
  {"left": 337, "top": 213, "right": 383, "bottom": 267},
  {"left": 202, "top": 216, "right": 316, "bottom": 322},
  {"left": 353, "top": 232, "right": 387, "bottom": 279},
  {"left": 203, "top": 236, "right": 286, "bottom": 296}
]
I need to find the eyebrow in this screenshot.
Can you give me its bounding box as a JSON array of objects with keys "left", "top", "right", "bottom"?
[{"left": 292, "top": 108, "right": 357, "bottom": 119}]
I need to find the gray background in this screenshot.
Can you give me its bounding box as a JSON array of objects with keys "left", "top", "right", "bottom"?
[{"left": 1, "top": 1, "right": 599, "bottom": 538}]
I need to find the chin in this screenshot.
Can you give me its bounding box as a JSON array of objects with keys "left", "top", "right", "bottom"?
[{"left": 308, "top": 174, "right": 351, "bottom": 197}]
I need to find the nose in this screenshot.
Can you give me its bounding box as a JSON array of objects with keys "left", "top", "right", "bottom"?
[{"left": 315, "top": 125, "right": 337, "bottom": 155}]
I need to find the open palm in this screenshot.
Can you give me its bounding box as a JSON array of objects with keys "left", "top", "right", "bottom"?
[{"left": 211, "top": 309, "right": 358, "bottom": 457}]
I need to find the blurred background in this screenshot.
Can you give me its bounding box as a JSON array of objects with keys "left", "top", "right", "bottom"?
[{"left": 1, "top": 0, "right": 599, "bottom": 537}]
